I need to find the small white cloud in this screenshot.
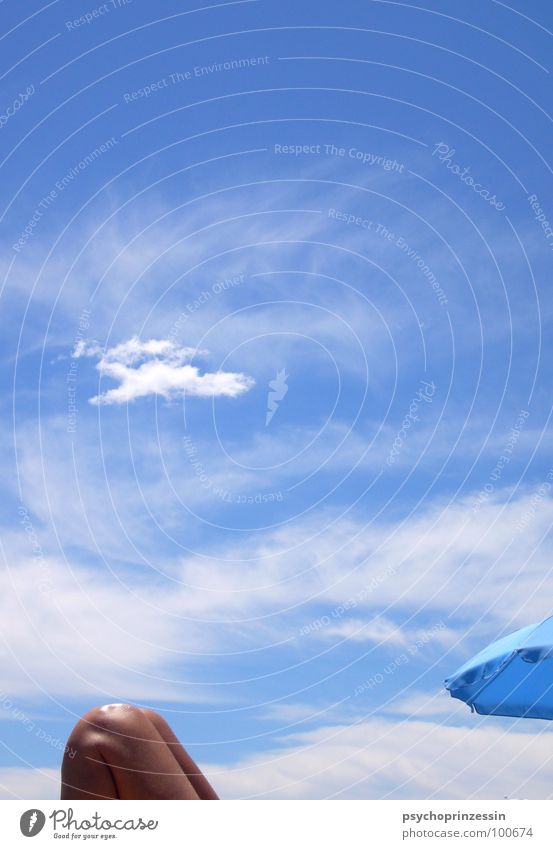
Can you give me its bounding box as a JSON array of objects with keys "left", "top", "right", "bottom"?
[
  {"left": 72, "top": 338, "right": 94, "bottom": 359},
  {"left": 321, "top": 616, "right": 410, "bottom": 645},
  {"left": 74, "top": 335, "right": 254, "bottom": 405},
  {"left": 0, "top": 767, "right": 60, "bottom": 800},
  {"left": 384, "top": 689, "right": 467, "bottom": 718}
]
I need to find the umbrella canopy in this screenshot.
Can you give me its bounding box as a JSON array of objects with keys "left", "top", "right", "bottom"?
[{"left": 445, "top": 616, "right": 553, "bottom": 719}]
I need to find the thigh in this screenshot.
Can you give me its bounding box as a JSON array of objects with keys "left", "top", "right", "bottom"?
[{"left": 142, "top": 709, "right": 219, "bottom": 799}]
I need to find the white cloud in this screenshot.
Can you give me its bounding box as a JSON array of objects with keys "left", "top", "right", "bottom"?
[
  {"left": 167, "top": 488, "right": 553, "bottom": 631},
  {"left": 7, "top": 462, "right": 553, "bottom": 699},
  {"left": 74, "top": 336, "right": 254, "bottom": 405},
  {"left": 0, "top": 767, "right": 59, "bottom": 800},
  {"left": 320, "top": 617, "right": 454, "bottom": 647},
  {"left": 0, "top": 550, "right": 216, "bottom": 701},
  {"left": 383, "top": 689, "right": 468, "bottom": 718},
  {"left": 319, "top": 616, "right": 408, "bottom": 645},
  {"left": 211, "top": 716, "right": 553, "bottom": 799}
]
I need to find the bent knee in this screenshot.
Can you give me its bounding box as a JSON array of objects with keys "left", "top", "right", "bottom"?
[
  {"left": 68, "top": 703, "right": 148, "bottom": 747},
  {"left": 85, "top": 703, "right": 142, "bottom": 728}
]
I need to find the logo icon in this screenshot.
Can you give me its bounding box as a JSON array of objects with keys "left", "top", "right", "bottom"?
[
  {"left": 265, "top": 368, "right": 288, "bottom": 426},
  {"left": 20, "top": 809, "right": 46, "bottom": 837}
]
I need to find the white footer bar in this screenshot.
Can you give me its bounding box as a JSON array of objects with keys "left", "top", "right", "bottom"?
[{"left": 1, "top": 799, "right": 550, "bottom": 848}]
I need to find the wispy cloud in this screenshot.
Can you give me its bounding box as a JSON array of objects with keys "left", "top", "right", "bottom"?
[
  {"left": 164, "top": 488, "right": 553, "bottom": 633},
  {"left": 210, "top": 715, "right": 553, "bottom": 799},
  {"left": 0, "top": 552, "right": 210, "bottom": 700},
  {"left": 0, "top": 768, "right": 59, "bottom": 800},
  {"left": 73, "top": 336, "right": 255, "bottom": 405},
  {"left": 383, "top": 689, "right": 466, "bottom": 718},
  {"left": 319, "top": 617, "right": 454, "bottom": 647}
]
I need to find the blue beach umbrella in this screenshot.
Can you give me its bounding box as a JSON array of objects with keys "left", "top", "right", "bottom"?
[{"left": 445, "top": 616, "right": 553, "bottom": 719}]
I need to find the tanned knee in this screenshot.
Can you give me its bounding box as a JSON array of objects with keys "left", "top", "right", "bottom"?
[
  {"left": 86, "top": 703, "right": 145, "bottom": 729},
  {"left": 67, "top": 704, "right": 144, "bottom": 749}
]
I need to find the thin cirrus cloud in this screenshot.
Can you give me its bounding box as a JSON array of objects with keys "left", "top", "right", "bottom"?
[
  {"left": 208, "top": 716, "right": 553, "bottom": 799},
  {"left": 73, "top": 336, "right": 255, "bottom": 405}
]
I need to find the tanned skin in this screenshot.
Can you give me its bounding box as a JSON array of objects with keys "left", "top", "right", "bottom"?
[{"left": 61, "top": 703, "right": 219, "bottom": 800}]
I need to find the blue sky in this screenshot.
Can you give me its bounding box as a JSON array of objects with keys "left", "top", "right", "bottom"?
[{"left": 2, "top": 0, "right": 553, "bottom": 799}]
